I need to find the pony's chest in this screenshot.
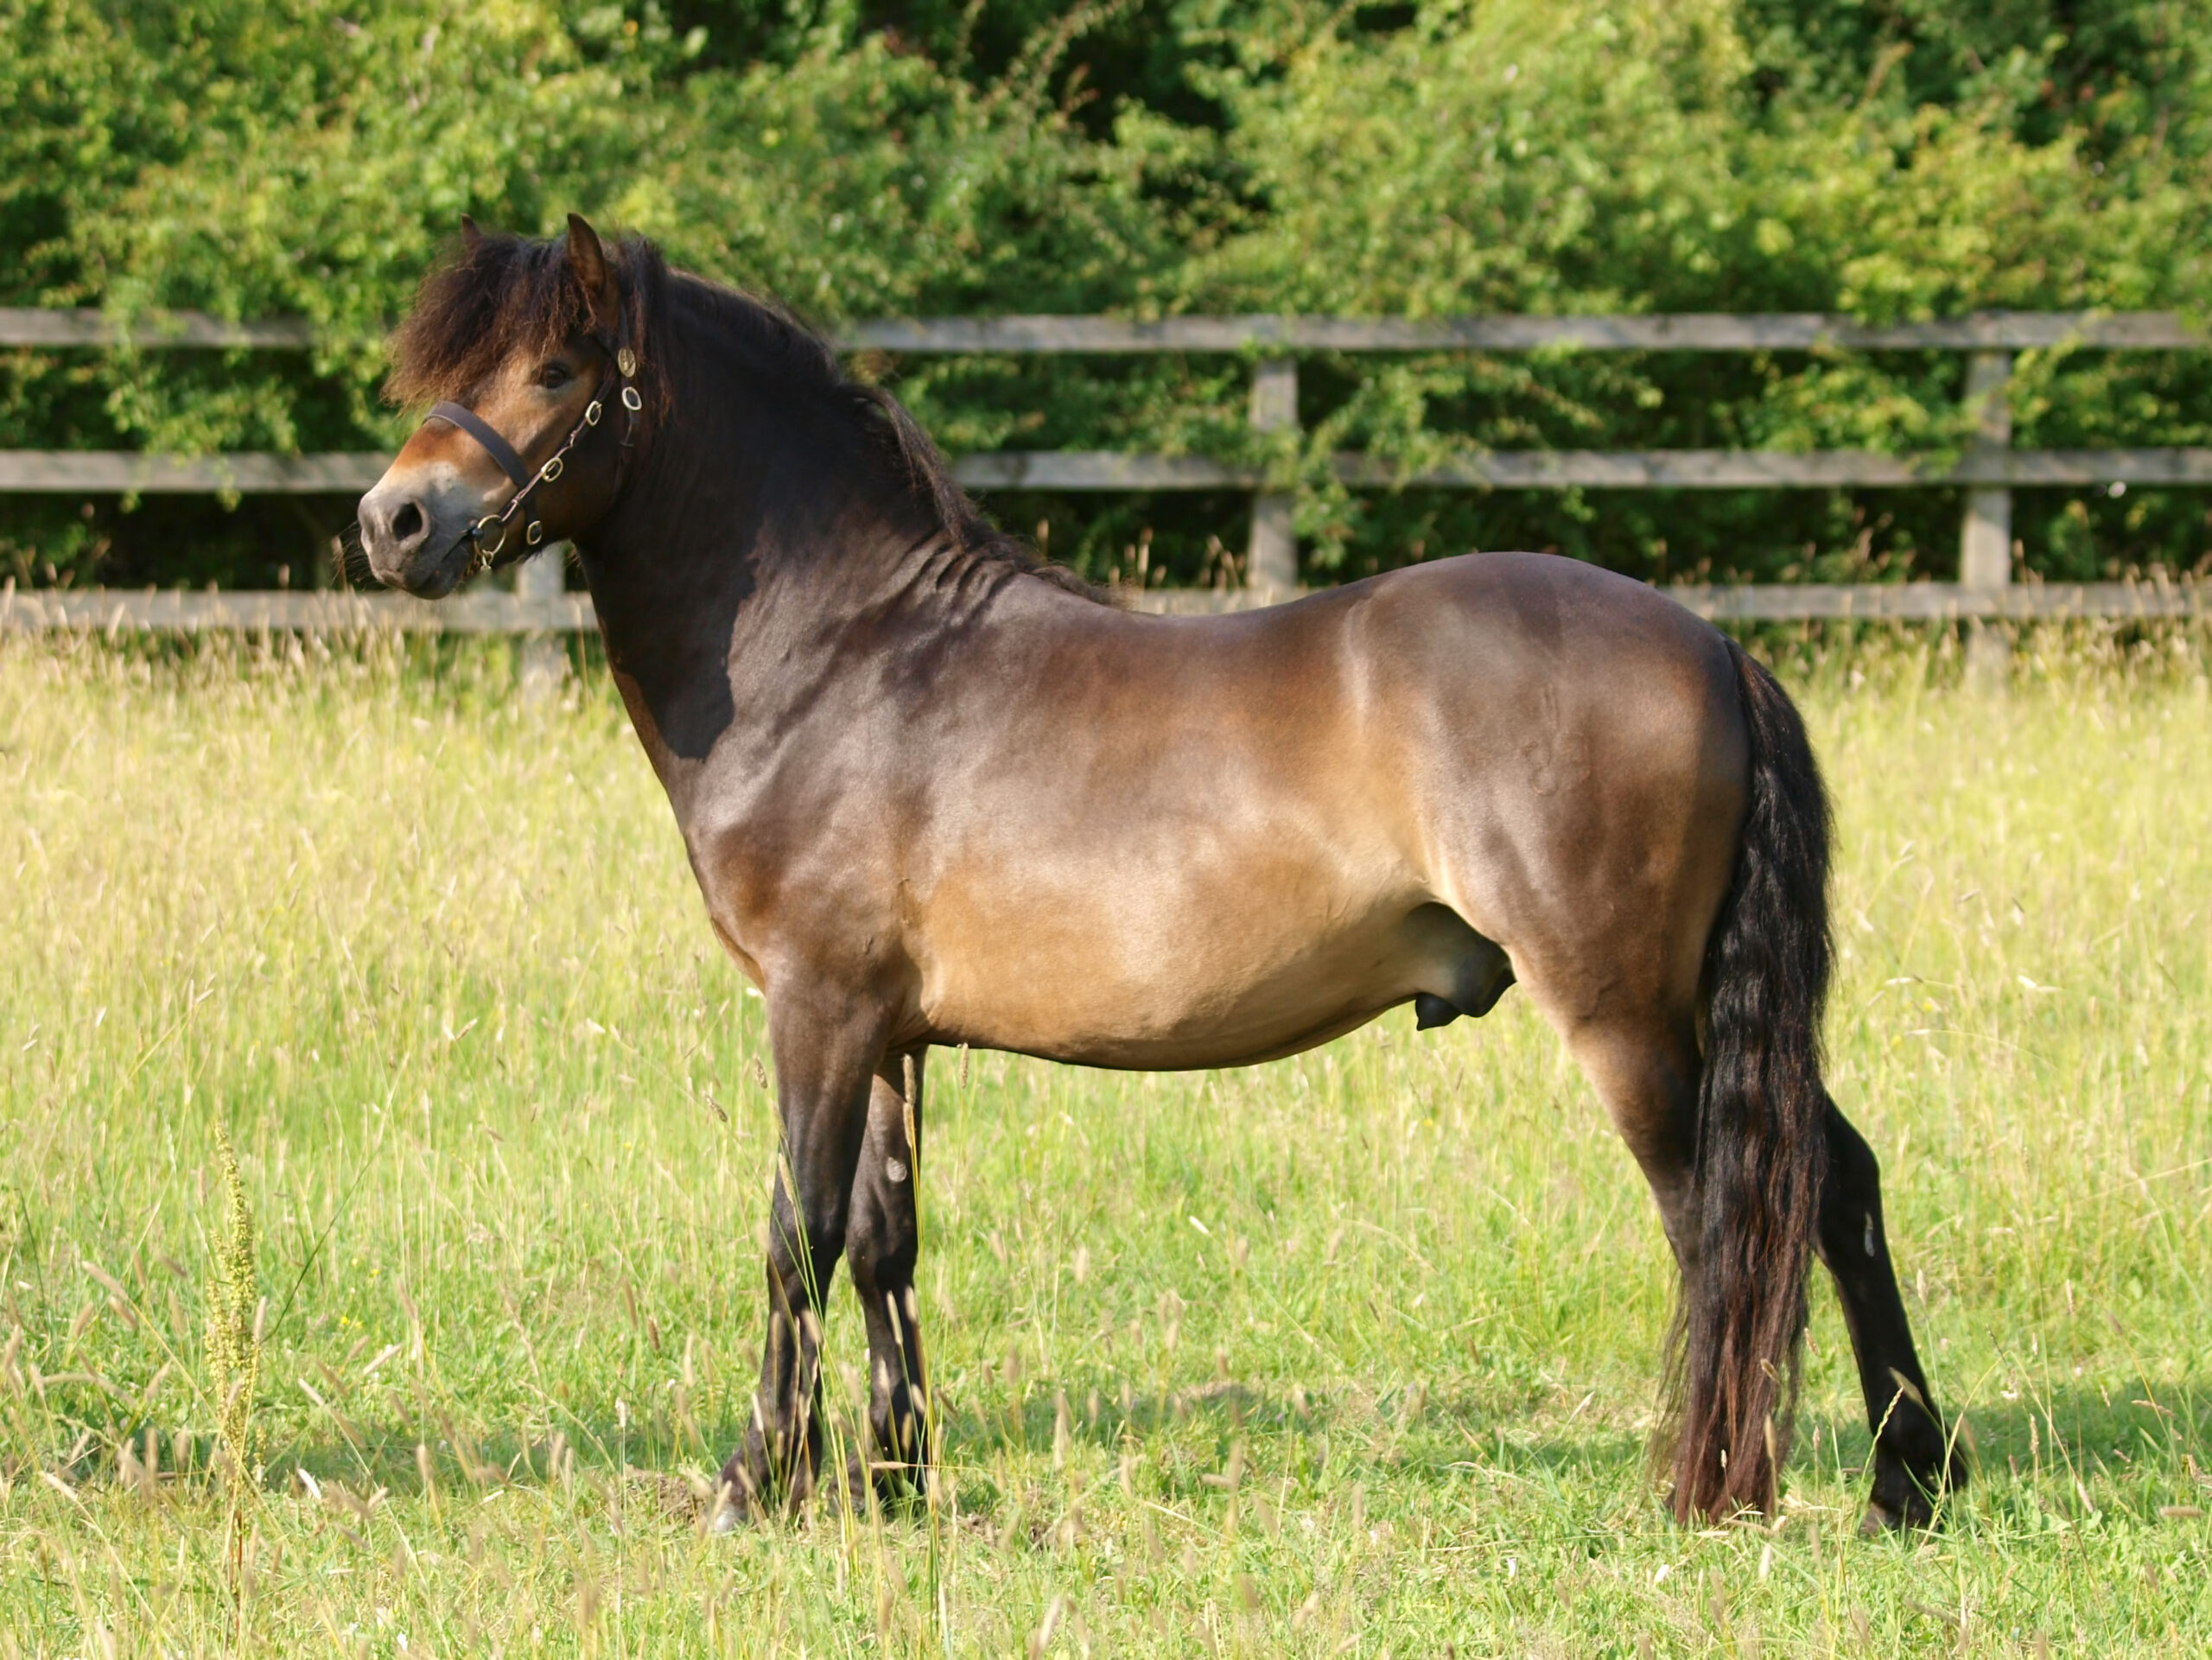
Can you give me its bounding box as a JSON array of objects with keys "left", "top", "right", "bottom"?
[{"left": 677, "top": 794, "right": 908, "bottom": 991}]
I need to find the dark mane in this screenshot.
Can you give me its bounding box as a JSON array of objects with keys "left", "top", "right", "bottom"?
[{"left": 386, "top": 227, "right": 1102, "bottom": 601}]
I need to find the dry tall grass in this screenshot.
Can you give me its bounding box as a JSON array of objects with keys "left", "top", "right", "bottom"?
[{"left": 0, "top": 625, "right": 2206, "bottom": 1655}]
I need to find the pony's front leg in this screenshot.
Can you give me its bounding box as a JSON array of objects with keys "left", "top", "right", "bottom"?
[{"left": 715, "top": 995, "right": 885, "bottom": 1525}]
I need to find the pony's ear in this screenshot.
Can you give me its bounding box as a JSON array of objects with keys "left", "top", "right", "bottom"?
[
  {"left": 460, "top": 214, "right": 483, "bottom": 255},
  {"left": 565, "top": 212, "right": 621, "bottom": 333}
]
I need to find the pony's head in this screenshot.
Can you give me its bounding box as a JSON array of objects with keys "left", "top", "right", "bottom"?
[{"left": 358, "top": 214, "right": 651, "bottom": 595}]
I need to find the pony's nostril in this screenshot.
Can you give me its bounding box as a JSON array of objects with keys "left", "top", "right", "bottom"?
[{"left": 391, "top": 500, "right": 426, "bottom": 544}]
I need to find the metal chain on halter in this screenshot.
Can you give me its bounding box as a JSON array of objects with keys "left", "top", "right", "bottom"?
[{"left": 438, "top": 310, "right": 644, "bottom": 580}]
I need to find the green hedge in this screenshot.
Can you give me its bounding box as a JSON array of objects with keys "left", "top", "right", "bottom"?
[{"left": 3, "top": 0, "right": 2207, "bottom": 589}]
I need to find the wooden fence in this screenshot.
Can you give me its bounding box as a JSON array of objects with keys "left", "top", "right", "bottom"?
[
  {"left": 7, "top": 572, "right": 2205, "bottom": 634},
  {"left": 3, "top": 306, "right": 2209, "bottom": 629}
]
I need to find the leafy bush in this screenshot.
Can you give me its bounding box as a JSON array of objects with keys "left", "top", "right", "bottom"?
[{"left": 2, "top": 0, "right": 2207, "bottom": 587}]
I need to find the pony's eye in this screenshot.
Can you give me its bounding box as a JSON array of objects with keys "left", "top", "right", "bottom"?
[{"left": 537, "top": 360, "right": 573, "bottom": 390}]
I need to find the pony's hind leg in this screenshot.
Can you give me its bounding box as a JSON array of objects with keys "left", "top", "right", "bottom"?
[
  {"left": 844, "top": 1051, "right": 931, "bottom": 1505},
  {"left": 1815, "top": 1096, "right": 1961, "bottom": 1531},
  {"left": 1559, "top": 1002, "right": 1803, "bottom": 1517},
  {"left": 1560, "top": 1012, "right": 1706, "bottom": 1280},
  {"left": 1561, "top": 1015, "right": 1960, "bottom": 1530},
  {"left": 1555, "top": 1007, "right": 1713, "bottom": 1492}
]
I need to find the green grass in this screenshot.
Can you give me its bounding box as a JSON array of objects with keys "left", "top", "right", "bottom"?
[{"left": 1, "top": 626, "right": 2209, "bottom": 1657}]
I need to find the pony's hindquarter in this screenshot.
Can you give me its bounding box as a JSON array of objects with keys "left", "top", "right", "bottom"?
[{"left": 1668, "top": 640, "right": 1833, "bottom": 1520}]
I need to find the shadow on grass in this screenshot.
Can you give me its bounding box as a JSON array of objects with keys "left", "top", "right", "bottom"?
[
  {"left": 37, "top": 1370, "right": 2206, "bottom": 1535},
  {"left": 1801, "top": 1376, "right": 2212, "bottom": 1521}
]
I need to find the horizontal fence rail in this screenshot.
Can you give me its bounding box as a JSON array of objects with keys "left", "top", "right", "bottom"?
[
  {"left": 0, "top": 308, "right": 318, "bottom": 349},
  {"left": 0, "top": 451, "right": 391, "bottom": 493},
  {"left": 957, "top": 447, "right": 2212, "bottom": 492},
  {"left": 4, "top": 307, "right": 2209, "bottom": 633},
  {"left": 4, "top": 307, "right": 2201, "bottom": 353},
  {"left": 7, "top": 575, "right": 2205, "bottom": 633},
  {"left": 842, "top": 311, "right": 2211, "bottom": 353},
  {"left": 10, "top": 446, "right": 2210, "bottom": 497}
]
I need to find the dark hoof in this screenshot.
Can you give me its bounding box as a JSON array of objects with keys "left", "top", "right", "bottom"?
[
  {"left": 1859, "top": 1491, "right": 1936, "bottom": 1535},
  {"left": 862, "top": 1456, "right": 931, "bottom": 1516},
  {"left": 1861, "top": 1447, "right": 1964, "bottom": 1534},
  {"left": 710, "top": 1460, "right": 771, "bottom": 1532},
  {"left": 715, "top": 1422, "right": 807, "bottom": 1526}
]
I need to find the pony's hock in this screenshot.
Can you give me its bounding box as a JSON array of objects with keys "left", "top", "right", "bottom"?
[{"left": 359, "top": 216, "right": 1962, "bottom": 1534}]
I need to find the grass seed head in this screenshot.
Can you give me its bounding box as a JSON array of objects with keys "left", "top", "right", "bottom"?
[{"left": 204, "top": 1123, "right": 263, "bottom": 1493}]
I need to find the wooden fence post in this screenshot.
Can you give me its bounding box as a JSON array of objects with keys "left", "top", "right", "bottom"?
[
  {"left": 1247, "top": 359, "right": 1298, "bottom": 597},
  {"left": 1960, "top": 350, "right": 2014, "bottom": 685},
  {"left": 517, "top": 546, "right": 569, "bottom": 703}
]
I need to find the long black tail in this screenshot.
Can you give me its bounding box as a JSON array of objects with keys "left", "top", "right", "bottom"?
[{"left": 1671, "top": 639, "right": 1833, "bottom": 1520}]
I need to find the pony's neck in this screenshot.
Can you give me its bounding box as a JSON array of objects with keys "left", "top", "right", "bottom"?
[{"left": 573, "top": 336, "right": 965, "bottom": 793}]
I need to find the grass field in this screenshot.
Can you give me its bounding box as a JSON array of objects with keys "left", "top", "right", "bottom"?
[{"left": 1, "top": 626, "right": 2209, "bottom": 1657}]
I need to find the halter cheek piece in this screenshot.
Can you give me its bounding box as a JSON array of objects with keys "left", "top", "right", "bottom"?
[{"left": 420, "top": 312, "right": 645, "bottom": 577}]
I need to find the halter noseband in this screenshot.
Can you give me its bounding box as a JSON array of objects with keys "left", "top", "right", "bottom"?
[{"left": 421, "top": 308, "right": 645, "bottom": 577}]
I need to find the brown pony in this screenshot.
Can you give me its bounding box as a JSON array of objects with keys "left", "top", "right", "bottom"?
[{"left": 355, "top": 215, "right": 1962, "bottom": 1531}]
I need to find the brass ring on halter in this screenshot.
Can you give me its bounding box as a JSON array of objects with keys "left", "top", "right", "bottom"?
[
  {"left": 585, "top": 400, "right": 603, "bottom": 426},
  {"left": 470, "top": 514, "right": 508, "bottom": 558},
  {"left": 541, "top": 455, "right": 564, "bottom": 483},
  {"left": 527, "top": 521, "right": 545, "bottom": 547},
  {"left": 621, "top": 385, "right": 644, "bottom": 413}
]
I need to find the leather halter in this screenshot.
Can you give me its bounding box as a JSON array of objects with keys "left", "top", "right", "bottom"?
[
  {"left": 419, "top": 304, "right": 645, "bottom": 576},
  {"left": 425, "top": 400, "right": 531, "bottom": 491}
]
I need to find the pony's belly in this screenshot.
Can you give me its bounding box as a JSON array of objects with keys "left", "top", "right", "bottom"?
[{"left": 914, "top": 890, "right": 1499, "bottom": 1070}]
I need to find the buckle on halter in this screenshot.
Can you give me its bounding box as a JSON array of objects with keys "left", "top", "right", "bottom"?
[
  {"left": 620, "top": 385, "right": 644, "bottom": 413},
  {"left": 585, "top": 400, "right": 603, "bottom": 426},
  {"left": 616, "top": 347, "right": 638, "bottom": 378},
  {"left": 526, "top": 520, "right": 545, "bottom": 547},
  {"left": 469, "top": 514, "right": 508, "bottom": 558},
  {"left": 541, "top": 455, "right": 564, "bottom": 483}
]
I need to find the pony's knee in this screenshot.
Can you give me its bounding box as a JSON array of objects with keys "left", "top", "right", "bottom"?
[
  {"left": 765, "top": 1198, "right": 850, "bottom": 1294},
  {"left": 846, "top": 1241, "right": 915, "bottom": 1300},
  {"left": 845, "top": 1202, "right": 918, "bottom": 1296}
]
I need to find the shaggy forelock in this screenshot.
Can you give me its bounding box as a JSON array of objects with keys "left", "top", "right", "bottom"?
[{"left": 384, "top": 232, "right": 601, "bottom": 407}]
